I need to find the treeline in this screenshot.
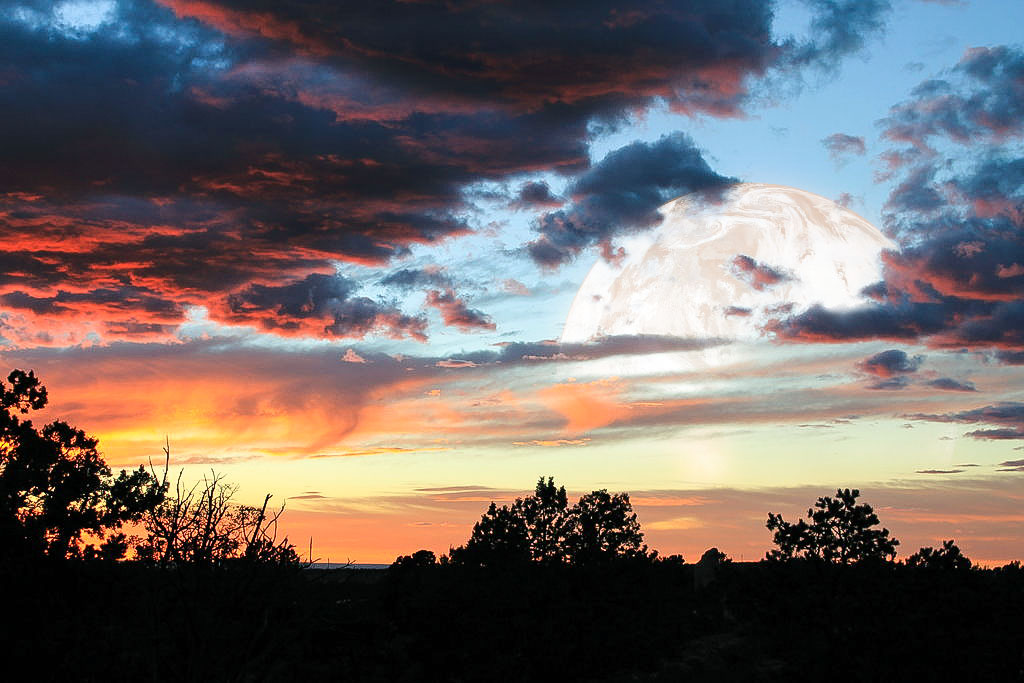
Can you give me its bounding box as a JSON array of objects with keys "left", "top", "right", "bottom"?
[
  {"left": 0, "top": 368, "right": 1006, "bottom": 571},
  {"left": 398, "top": 476, "right": 994, "bottom": 572},
  {"left": 2, "top": 369, "right": 1023, "bottom": 682}
]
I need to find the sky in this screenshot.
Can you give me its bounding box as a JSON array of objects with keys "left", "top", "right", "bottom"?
[{"left": 2, "top": 0, "right": 1024, "bottom": 565}]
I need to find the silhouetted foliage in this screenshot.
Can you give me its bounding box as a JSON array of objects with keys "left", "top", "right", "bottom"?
[
  {"left": 658, "top": 553, "right": 687, "bottom": 566},
  {"left": 0, "top": 369, "right": 164, "bottom": 559},
  {"left": 565, "top": 488, "right": 647, "bottom": 563},
  {"left": 2, "top": 470, "right": 1023, "bottom": 682},
  {"left": 765, "top": 488, "right": 899, "bottom": 563},
  {"left": 907, "top": 539, "right": 972, "bottom": 571},
  {"left": 391, "top": 549, "right": 438, "bottom": 570},
  {"left": 699, "top": 547, "right": 729, "bottom": 565},
  {"left": 451, "top": 477, "right": 648, "bottom": 567},
  {"left": 521, "top": 475, "right": 572, "bottom": 561},
  {"left": 137, "top": 451, "right": 299, "bottom": 567}
]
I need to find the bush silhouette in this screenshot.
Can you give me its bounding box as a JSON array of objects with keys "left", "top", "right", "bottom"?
[
  {"left": 137, "top": 455, "right": 299, "bottom": 567},
  {"left": 766, "top": 488, "right": 898, "bottom": 563},
  {"left": 391, "top": 549, "right": 438, "bottom": 570},
  {"left": 0, "top": 369, "right": 164, "bottom": 559}
]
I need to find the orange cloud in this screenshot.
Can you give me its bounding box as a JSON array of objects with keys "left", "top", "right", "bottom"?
[
  {"left": 538, "top": 378, "right": 632, "bottom": 434},
  {"left": 512, "top": 438, "right": 590, "bottom": 447}
]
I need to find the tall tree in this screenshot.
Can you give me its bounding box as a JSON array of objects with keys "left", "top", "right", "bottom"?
[
  {"left": 565, "top": 489, "right": 647, "bottom": 564},
  {"left": 0, "top": 370, "right": 164, "bottom": 559},
  {"left": 520, "top": 476, "right": 571, "bottom": 562}
]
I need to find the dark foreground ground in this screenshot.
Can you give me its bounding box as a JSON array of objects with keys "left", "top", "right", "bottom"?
[{"left": 2, "top": 559, "right": 1022, "bottom": 682}]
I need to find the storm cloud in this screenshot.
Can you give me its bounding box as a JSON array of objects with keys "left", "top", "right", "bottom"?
[
  {"left": 528, "top": 133, "right": 735, "bottom": 267},
  {"left": 0, "top": 0, "right": 892, "bottom": 344}
]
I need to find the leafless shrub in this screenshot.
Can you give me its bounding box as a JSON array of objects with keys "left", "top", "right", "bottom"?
[{"left": 136, "top": 440, "right": 299, "bottom": 567}]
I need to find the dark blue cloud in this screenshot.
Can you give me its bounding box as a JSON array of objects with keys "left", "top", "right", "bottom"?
[
  {"left": 926, "top": 377, "right": 977, "bottom": 392},
  {"left": 0, "top": 0, "right": 893, "bottom": 342},
  {"left": 859, "top": 349, "right": 924, "bottom": 377},
  {"left": 907, "top": 402, "right": 1024, "bottom": 440},
  {"left": 787, "top": 0, "right": 892, "bottom": 70},
  {"left": 515, "top": 182, "right": 564, "bottom": 209},
  {"left": 773, "top": 45, "right": 1024, "bottom": 360},
  {"left": 224, "top": 273, "right": 428, "bottom": 339},
  {"left": 868, "top": 376, "right": 911, "bottom": 390},
  {"left": 379, "top": 268, "right": 454, "bottom": 292},
  {"left": 528, "top": 133, "right": 735, "bottom": 267}
]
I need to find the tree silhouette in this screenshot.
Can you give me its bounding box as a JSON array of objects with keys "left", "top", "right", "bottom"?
[
  {"left": 452, "top": 477, "right": 648, "bottom": 566},
  {"left": 451, "top": 498, "right": 532, "bottom": 567},
  {"left": 137, "top": 453, "right": 299, "bottom": 567},
  {"left": 520, "top": 476, "right": 571, "bottom": 561},
  {"left": 391, "top": 549, "right": 438, "bottom": 570},
  {"left": 907, "top": 539, "right": 972, "bottom": 571},
  {"left": 766, "top": 488, "right": 899, "bottom": 563},
  {"left": 0, "top": 369, "right": 164, "bottom": 559},
  {"left": 565, "top": 489, "right": 647, "bottom": 563}
]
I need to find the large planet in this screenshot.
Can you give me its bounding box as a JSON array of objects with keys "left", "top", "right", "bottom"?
[{"left": 561, "top": 183, "right": 894, "bottom": 360}]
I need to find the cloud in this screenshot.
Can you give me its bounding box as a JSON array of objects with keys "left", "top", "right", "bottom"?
[
  {"left": 514, "top": 182, "right": 563, "bottom": 209},
  {"left": 786, "top": 0, "right": 892, "bottom": 71},
  {"left": 424, "top": 290, "right": 496, "bottom": 332},
  {"left": 219, "top": 273, "right": 428, "bottom": 340},
  {"left": 392, "top": 335, "right": 725, "bottom": 374},
  {"left": 880, "top": 46, "right": 1024, "bottom": 150},
  {"left": 0, "top": 337, "right": 440, "bottom": 464},
  {"left": 0, "top": 0, "right": 893, "bottom": 344},
  {"left": 528, "top": 133, "right": 736, "bottom": 267},
  {"left": 341, "top": 349, "right": 368, "bottom": 364},
  {"left": 158, "top": 0, "right": 887, "bottom": 116},
  {"left": 769, "top": 302, "right": 947, "bottom": 342},
  {"left": 868, "top": 376, "right": 911, "bottom": 391},
  {"left": 501, "top": 279, "right": 531, "bottom": 296},
  {"left": 858, "top": 349, "right": 924, "bottom": 377},
  {"left": 477, "top": 334, "right": 726, "bottom": 365},
  {"left": 926, "top": 377, "right": 977, "bottom": 392},
  {"left": 379, "top": 267, "right": 496, "bottom": 333},
  {"left": 997, "top": 459, "right": 1024, "bottom": 472},
  {"left": 539, "top": 378, "right": 633, "bottom": 434},
  {"left": 511, "top": 439, "right": 590, "bottom": 447},
  {"left": 436, "top": 359, "right": 479, "bottom": 369},
  {"left": 379, "top": 267, "right": 454, "bottom": 292},
  {"left": 770, "top": 46, "right": 1024, "bottom": 360},
  {"left": 822, "top": 133, "right": 867, "bottom": 161},
  {"left": 907, "top": 402, "right": 1024, "bottom": 439},
  {"left": 730, "top": 254, "right": 794, "bottom": 291}
]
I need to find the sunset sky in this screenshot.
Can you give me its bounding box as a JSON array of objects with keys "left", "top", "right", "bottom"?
[{"left": 3, "top": 0, "right": 1024, "bottom": 565}]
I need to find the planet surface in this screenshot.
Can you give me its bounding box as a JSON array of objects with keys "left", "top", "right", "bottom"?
[{"left": 561, "top": 183, "right": 894, "bottom": 349}]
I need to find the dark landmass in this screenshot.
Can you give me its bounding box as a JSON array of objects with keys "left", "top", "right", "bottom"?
[
  {"left": 3, "top": 557, "right": 1023, "bottom": 682},
  {"left": 2, "top": 371, "right": 1022, "bottom": 681}
]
